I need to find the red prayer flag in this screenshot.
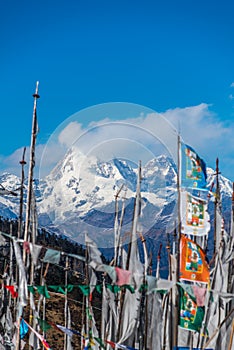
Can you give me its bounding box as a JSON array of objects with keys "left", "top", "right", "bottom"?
[
  {"left": 105, "top": 339, "right": 116, "bottom": 348},
  {"left": 4, "top": 285, "right": 18, "bottom": 298},
  {"left": 115, "top": 267, "right": 131, "bottom": 286},
  {"left": 192, "top": 285, "right": 207, "bottom": 306},
  {"left": 23, "top": 241, "right": 30, "bottom": 253}
]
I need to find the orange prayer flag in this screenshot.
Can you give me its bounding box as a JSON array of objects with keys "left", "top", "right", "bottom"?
[{"left": 180, "top": 235, "right": 209, "bottom": 284}]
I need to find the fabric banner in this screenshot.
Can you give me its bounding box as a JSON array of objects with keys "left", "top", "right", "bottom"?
[
  {"left": 181, "top": 190, "right": 210, "bottom": 236},
  {"left": 173, "top": 347, "right": 213, "bottom": 350},
  {"left": 179, "top": 287, "right": 205, "bottom": 332},
  {"left": 13, "top": 240, "right": 28, "bottom": 316},
  {"left": 181, "top": 143, "right": 207, "bottom": 190},
  {"left": 180, "top": 235, "right": 209, "bottom": 283},
  {"left": 20, "top": 319, "right": 29, "bottom": 339},
  {"left": 115, "top": 267, "right": 131, "bottom": 286},
  {"left": 23, "top": 319, "right": 52, "bottom": 350},
  {"left": 43, "top": 249, "right": 61, "bottom": 265},
  {"left": 178, "top": 282, "right": 207, "bottom": 307},
  {"left": 4, "top": 285, "right": 18, "bottom": 298}
]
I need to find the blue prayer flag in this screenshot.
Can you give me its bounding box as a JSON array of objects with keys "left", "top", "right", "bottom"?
[
  {"left": 181, "top": 143, "right": 207, "bottom": 190},
  {"left": 20, "top": 319, "right": 29, "bottom": 339}
]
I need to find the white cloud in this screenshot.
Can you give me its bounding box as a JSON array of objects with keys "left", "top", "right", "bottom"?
[
  {"left": 230, "top": 82, "right": 234, "bottom": 88},
  {"left": 58, "top": 121, "right": 83, "bottom": 147},
  {"left": 2, "top": 103, "right": 234, "bottom": 181},
  {"left": 162, "top": 104, "right": 234, "bottom": 179},
  {"left": 229, "top": 94, "right": 234, "bottom": 100}
]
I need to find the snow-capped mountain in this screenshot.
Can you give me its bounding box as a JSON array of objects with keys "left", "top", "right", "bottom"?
[
  {"left": 0, "top": 147, "right": 233, "bottom": 255},
  {"left": 37, "top": 146, "right": 178, "bottom": 248}
]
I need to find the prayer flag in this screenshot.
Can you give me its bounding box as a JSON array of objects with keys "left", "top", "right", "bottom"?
[
  {"left": 56, "top": 325, "right": 73, "bottom": 337},
  {"left": 23, "top": 319, "right": 52, "bottom": 350},
  {"left": 23, "top": 241, "right": 30, "bottom": 253},
  {"left": 35, "top": 285, "right": 50, "bottom": 299},
  {"left": 37, "top": 318, "right": 51, "bottom": 332},
  {"left": 4, "top": 285, "right": 18, "bottom": 298},
  {"left": 78, "top": 285, "right": 90, "bottom": 296},
  {"left": 29, "top": 243, "right": 42, "bottom": 266},
  {"left": 20, "top": 319, "right": 28, "bottom": 339},
  {"left": 181, "top": 190, "right": 210, "bottom": 236},
  {"left": 13, "top": 240, "right": 28, "bottom": 315},
  {"left": 43, "top": 249, "right": 61, "bottom": 265},
  {"left": 181, "top": 143, "right": 207, "bottom": 190},
  {"left": 179, "top": 287, "right": 205, "bottom": 332},
  {"left": 192, "top": 285, "right": 207, "bottom": 307},
  {"left": 180, "top": 235, "right": 209, "bottom": 283},
  {"left": 115, "top": 267, "right": 131, "bottom": 286},
  {"left": 178, "top": 283, "right": 207, "bottom": 307},
  {"left": 173, "top": 347, "right": 213, "bottom": 349}
]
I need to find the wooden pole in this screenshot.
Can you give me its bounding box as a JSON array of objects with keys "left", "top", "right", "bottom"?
[
  {"left": 23, "top": 81, "right": 40, "bottom": 263},
  {"left": 213, "top": 158, "right": 220, "bottom": 256},
  {"left": 173, "top": 133, "right": 181, "bottom": 349},
  {"left": 18, "top": 147, "right": 26, "bottom": 240},
  {"left": 228, "top": 318, "right": 234, "bottom": 350},
  {"left": 64, "top": 256, "right": 69, "bottom": 350},
  {"left": 231, "top": 182, "right": 234, "bottom": 243}
]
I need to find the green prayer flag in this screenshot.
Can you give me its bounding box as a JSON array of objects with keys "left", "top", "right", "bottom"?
[
  {"left": 121, "top": 284, "right": 135, "bottom": 293},
  {"left": 139, "top": 284, "right": 148, "bottom": 293},
  {"left": 95, "top": 284, "right": 102, "bottom": 294},
  {"left": 49, "top": 285, "right": 66, "bottom": 294},
  {"left": 36, "top": 285, "right": 50, "bottom": 299},
  {"left": 179, "top": 287, "right": 204, "bottom": 332},
  {"left": 66, "top": 284, "right": 74, "bottom": 292},
  {"left": 106, "top": 284, "right": 121, "bottom": 294},
  {"left": 37, "top": 318, "right": 51, "bottom": 332},
  {"left": 78, "top": 285, "right": 90, "bottom": 296},
  {"left": 28, "top": 285, "right": 35, "bottom": 294},
  {"left": 48, "top": 284, "right": 74, "bottom": 294}
]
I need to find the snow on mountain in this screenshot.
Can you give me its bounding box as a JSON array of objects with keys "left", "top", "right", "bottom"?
[
  {"left": 0, "top": 148, "right": 232, "bottom": 251},
  {"left": 35, "top": 147, "right": 178, "bottom": 247},
  {"left": 0, "top": 173, "right": 21, "bottom": 219}
]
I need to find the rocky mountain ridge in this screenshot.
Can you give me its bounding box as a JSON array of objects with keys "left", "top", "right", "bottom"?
[{"left": 0, "top": 148, "right": 232, "bottom": 256}]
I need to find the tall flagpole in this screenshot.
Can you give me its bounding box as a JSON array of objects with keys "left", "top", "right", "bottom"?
[
  {"left": 173, "top": 132, "right": 181, "bottom": 349},
  {"left": 23, "top": 81, "right": 40, "bottom": 263},
  {"left": 213, "top": 158, "right": 220, "bottom": 256},
  {"left": 232, "top": 182, "right": 234, "bottom": 263},
  {"left": 18, "top": 147, "right": 27, "bottom": 240}
]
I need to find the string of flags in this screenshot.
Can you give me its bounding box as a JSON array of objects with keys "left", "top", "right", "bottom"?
[
  {"left": 19, "top": 317, "right": 139, "bottom": 350},
  {"left": 179, "top": 142, "right": 210, "bottom": 333}
]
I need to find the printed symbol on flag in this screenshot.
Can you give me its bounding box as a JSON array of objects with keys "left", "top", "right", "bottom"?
[
  {"left": 185, "top": 241, "right": 203, "bottom": 273},
  {"left": 180, "top": 235, "right": 210, "bottom": 283},
  {"left": 186, "top": 193, "right": 205, "bottom": 228},
  {"left": 185, "top": 147, "right": 203, "bottom": 180},
  {"left": 180, "top": 292, "right": 197, "bottom": 323}
]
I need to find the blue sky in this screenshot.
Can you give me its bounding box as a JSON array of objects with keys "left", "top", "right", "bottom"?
[{"left": 0, "top": 0, "right": 234, "bottom": 180}]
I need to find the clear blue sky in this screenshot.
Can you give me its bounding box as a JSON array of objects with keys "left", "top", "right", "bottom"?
[{"left": 0, "top": 0, "right": 234, "bottom": 179}]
